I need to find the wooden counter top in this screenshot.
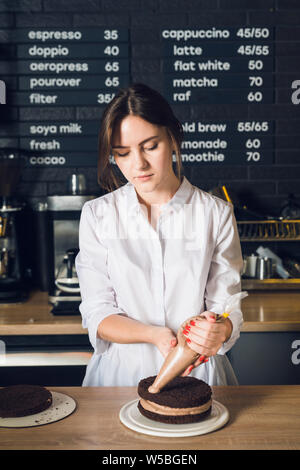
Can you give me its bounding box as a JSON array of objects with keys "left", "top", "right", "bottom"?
[
  {"left": 0, "top": 385, "right": 299, "bottom": 450},
  {"left": 241, "top": 290, "right": 300, "bottom": 332},
  {"left": 0, "top": 290, "right": 86, "bottom": 335},
  {"left": 0, "top": 290, "right": 299, "bottom": 335}
]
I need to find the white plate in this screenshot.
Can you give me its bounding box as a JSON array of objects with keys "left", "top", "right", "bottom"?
[
  {"left": 119, "top": 399, "right": 229, "bottom": 437},
  {"left": 0, "top": 391, "right": 76, "bottom": 428}
]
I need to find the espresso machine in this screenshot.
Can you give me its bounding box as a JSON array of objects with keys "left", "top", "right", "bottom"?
[
  {"left": 0, "top": 151, "right": 28, "bottom": 302},
  {"left": 34, "top": 175, "right": 96, "bottom": 315}
]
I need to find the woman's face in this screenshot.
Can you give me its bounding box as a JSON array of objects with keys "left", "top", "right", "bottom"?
[{"left": 111, "top": 114, "right": 178, "bottom": 196}]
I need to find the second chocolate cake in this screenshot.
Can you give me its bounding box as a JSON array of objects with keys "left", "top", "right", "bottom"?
[
  {"left": 137, "top": 376, "right": 212, "bottom": 424},
  {"left": 0, "top": 384, "right": 52, "bottom": 418}
]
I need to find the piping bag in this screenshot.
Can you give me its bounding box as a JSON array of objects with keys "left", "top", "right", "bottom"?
[{"left": 148, "top": 291, "right": 248, "bottom": 394}]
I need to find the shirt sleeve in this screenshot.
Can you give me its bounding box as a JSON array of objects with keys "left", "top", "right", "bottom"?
[
  {"left": 75, "top": 201, "right": 127, "bottom": 355},
  {"left": 204, "top": 202, "right": 244, "bottom": 355}
]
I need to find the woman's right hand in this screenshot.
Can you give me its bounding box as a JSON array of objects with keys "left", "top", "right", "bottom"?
[
  {"left": 151, "top": 326, "right": 203, "bottom": 377},
  {"left": 151, "top": 326, "right": 177, "bottom": 358}
]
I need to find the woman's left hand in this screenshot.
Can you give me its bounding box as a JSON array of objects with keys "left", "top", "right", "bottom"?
[{"left": 182, "top": 311, "right": 233, "bottom": 358}]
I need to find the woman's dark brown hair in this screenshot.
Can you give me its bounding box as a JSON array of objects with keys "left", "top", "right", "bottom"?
[{"left": 97, "top": 83, "right": 184, "bottom": 193}]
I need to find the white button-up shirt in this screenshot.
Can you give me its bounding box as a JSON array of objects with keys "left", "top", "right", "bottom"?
[{"left": 75, "top": 176, "right": 244, "bottom": 386}]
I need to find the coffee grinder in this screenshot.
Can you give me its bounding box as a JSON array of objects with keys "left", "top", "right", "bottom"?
[
  {"left": 0, "top": 151, "right": 28, "bottom": 302},
  {"left": 34, "top": 175, "right": 96, "bottom": 315}
]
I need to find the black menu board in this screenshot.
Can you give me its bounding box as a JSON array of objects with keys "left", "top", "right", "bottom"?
[
  {"left": 162, "top": 27, "right": 274, "bottom": 165},
  {"left": 2, "top": 25, "right": 280, "bottom": 167},
  {"left": 12, "top": 28, "right": 130, "bottom": 166}
]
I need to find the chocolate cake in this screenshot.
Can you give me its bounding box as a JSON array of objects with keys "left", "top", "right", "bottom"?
[
  {"left": 0, "top": 384, "right": 52, "bottom": 418},
  {"left": 137, "top": 375, "right": 212, "bottom": 424}
]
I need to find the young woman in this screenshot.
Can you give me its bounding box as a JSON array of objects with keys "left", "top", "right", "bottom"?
[{"left": 75, "top": 83, "right": 244, "bottom": 387}]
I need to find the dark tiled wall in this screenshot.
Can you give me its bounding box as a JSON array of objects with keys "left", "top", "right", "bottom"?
[{"left": 0, "top": 0, "right": 300, "bottom": 219}]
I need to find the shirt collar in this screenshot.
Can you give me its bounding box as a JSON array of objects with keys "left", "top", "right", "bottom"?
[{"left": 125, "top": 175, "right": 194, "bottom": 214}]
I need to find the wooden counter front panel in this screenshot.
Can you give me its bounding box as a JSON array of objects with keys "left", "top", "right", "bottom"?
[{"left": 228, "top": 331, "right": 300, "bottom": 385}]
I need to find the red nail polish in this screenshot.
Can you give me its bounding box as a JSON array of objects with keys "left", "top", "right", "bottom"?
[
  {"left": 190, "top": 320, "right": 196, "bottom": 326},
  {"left": 186, "top": 338, "right": 191, "bottom": 343},
  {"left": 185, "top": 325, "right": 191, "bottom": 330},
  {"left": 199, "top": 355, "right": 205, "bottom": 361},
  {"left": 204, "top": 358, "right": 209, "bottom": 363},
  {"left": 183, "top": 329, "right": 189, "bottom": 336}
]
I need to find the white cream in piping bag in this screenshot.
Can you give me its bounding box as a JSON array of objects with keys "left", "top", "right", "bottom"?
[{"left": 148, "top": 292, "right": 248, "bottom": 394}]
